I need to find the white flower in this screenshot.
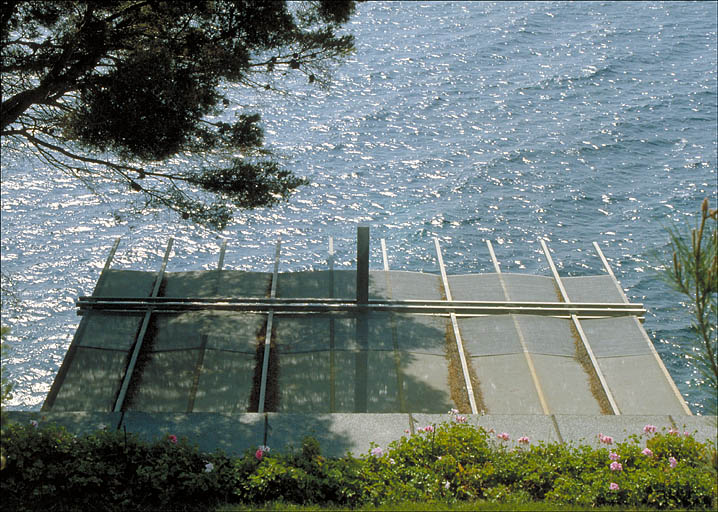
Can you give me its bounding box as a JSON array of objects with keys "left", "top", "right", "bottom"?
[
  {"left": 444, "top": 480, "right": 450, "bottom": 490},
  {"left": 204, "top": 462, "right": 214, "bottom": 473}
]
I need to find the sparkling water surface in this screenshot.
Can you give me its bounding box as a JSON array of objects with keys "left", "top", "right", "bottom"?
[{"left": 1, "top": 1, "right": 716, "bottom": 412}]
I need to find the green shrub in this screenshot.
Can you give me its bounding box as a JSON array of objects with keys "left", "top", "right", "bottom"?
[
  {"left": 1, "top": 421, "right": 235, "bottom": 511},
  {"left": 1, "top": 417, "right": 716, "bottom": 510}
]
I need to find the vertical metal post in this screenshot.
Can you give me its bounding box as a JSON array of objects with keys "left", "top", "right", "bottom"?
[
  {"left": 328, "top": 237, "right": 336, "bottom": 412},
  {"left": 357, "top": 226, "right": 369, "bottom": 304},
  {"left": 355, "top": 227, "right": 370, "bottom": 411}
]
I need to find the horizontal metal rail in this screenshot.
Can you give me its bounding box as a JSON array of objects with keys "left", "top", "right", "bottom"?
[
  {"left": 78, "top": 296, "right": 643, "bottom": 308},
  {"left": 77, "top": 297, "right": 645, "bottom": 317}
]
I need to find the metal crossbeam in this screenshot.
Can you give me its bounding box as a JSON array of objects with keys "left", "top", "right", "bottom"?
[{"left": 77, "top": 296, "right": 645, "bottom": 318}]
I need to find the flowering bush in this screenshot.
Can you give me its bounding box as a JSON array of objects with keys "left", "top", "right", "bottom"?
[{"left": 1, "top": 420, "right": 716, "bottom": 510}]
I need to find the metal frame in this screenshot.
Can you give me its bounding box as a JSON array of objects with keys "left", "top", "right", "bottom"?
[
  {"left": 187, "top": 240, "right": 227, "bottom": 412},
  {"left": 258, "top": 239, "right": 281, "bottom": 414},
  {"left": 592, "top": 242, "right": 692, "bottom": 415},
  {"left": 381, "top": 239, "right": 407, "bottom": 412},
  {"left": 51, "top": 234, "right": 671, "bottom": 418},
  {"left": 42, "top": 238, "right": 121, "bottom": 411},
  {"left": 487, "top": 240, "right": 551, "bottom": 415},
  {"left": 113, "top": 238, "right": 174, "bottom": 412},
  {"left": 435, "top": 238, "right": 478, "bottom": 414},
  {"left": 540, "top": 239, "right": 620, "bottom": 415},
  {"left": 77, "top": 297, "right": 644, "bottom": 317}
]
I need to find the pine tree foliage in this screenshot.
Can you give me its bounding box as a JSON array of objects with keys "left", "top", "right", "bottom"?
[
  {"left": 1, "top": 0, "right": 359, "bottom": 228},
  {"left": 665, "top": 198, "right": 718, "bottom": 408}
]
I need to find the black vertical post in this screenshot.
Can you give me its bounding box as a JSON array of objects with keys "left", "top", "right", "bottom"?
[
  {"left": 355, "top": 226, "right": 370, "bottom": 411},
  {"left": 357, "top": 225, "right": 369, "bottom": 304}
]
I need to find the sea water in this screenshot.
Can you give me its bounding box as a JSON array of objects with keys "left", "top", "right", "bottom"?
[{"left": 1, "top": 1, "right": 716, "bottom": 412}]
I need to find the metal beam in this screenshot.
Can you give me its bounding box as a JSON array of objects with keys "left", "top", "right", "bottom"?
[
  {"left": 486, "top": 240, "right": 501, "bottom": 274},
  {"left": 328, "top": 237, "right": 336, "bottom": 411},
  {"left": 258, "top": 239, "right": 281, "bottom": 413},
  {"left": 434, "top": 238, "right": 478, "bottom": 414},
  {"left": 113, "top": 238, "right": 174, "bottom": 413},
  {"left": 77, "top": 297, "right": 645, "bottom": 317},
  {"left": 188, "top": 241, "right": 226, "bottom": 412},
  {"left": 77, "top": 299, "right": 645, "bottom": 316},
  {"left": 541, "top": 239, "right": 620, "bottom": 415},
  {"left": 78, "top": 296, "right": 644, "bottom": 309},
  {"left": 42, "top": 238, "right": 121, "bottom": 411},
  {"left": 381, "top": 238, "right": 389, "bottom": 272},
  {"left": 488, "top": 240, "right": 551, "bottom": 415},
  {"left": 357, "top": 226, "right": 370, "bottom": 304},
  {"left": 592, "top": 242, "right": 692, "bottom": 415}
]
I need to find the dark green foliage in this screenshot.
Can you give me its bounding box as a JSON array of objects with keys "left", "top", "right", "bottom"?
[
  {"left": 189, "top": 159, "right": 308, "bottom": 209},
  {"left": 1, "top": 423, "right": 236, "bottom": 511},
  {"left": 1, "top": 0, "right": 360, "bottom": 228},
  {"left": 1, "top": 420, "right": 715, "bottom": 511}
]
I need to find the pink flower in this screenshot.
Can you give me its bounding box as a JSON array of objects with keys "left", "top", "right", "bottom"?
[
  {"left": 455, "top": 415, "right": 467, "bottom": 423},
  {"left": 669, "top": 456, "right": 677, "bottom": 468},
  {"left": 518, "top": 436, "right": 530, "bottom": 444},
  {"left": 609, "top": 452, "right": 620, "bottom": 461},
  {"left": 448, "top": 408, "right": 459, "bottom": 415},
  {"left": 642, "top": 448, "right": 653, "bottom": 457},
  {"left": 370, "top": 446, "right": 384, "bottom": 457},
  {"left": 168, "top": 435, "right": 178, "bottom": 444},
  {"left": 610, "top": 461, "right": 623, "bottom": 471},
  {"left": 497, "top": 432, "right": 510, "bottom": 441},
  {"left": 598, "top": 433, "right": 613, "bottom": 445},
  {"left": 404, "top": 429, "right": 410, "bottom": 434},
  {"left": 667, "top": 428, "right": 679, "bottom": 436},
  {"left": 255, "top": 449, "right": 263, "bottom": 460},
  {"left": 29, "top": 420, "right": 38, "bottom": 428},
  {"left": 684, "top": 431, "right": 691, "bottom": 437},
  {"left": 609, "top": 482, "right": 620, "bottom": 491},
  {"left": 643, "top": 424, "right": 657, "bottom": 435},
  {"left": 423, "top": 425, "right": 435, "bottom": 433}
]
